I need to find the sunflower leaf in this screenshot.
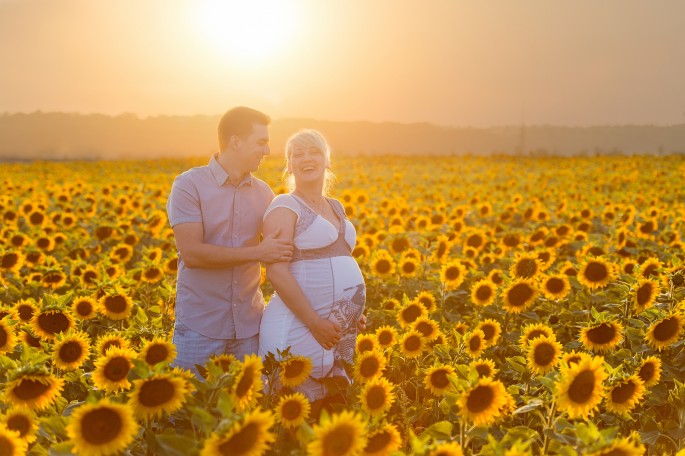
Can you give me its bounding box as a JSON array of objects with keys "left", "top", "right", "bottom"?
[
  {"left": 154, "top": 434, "right": 199, "bottom": 456},
  {"left": 418, "top": 420, "right": 453, "bottom": 441},
  {"left": 512, "top": 398, "right": 543, "bottom": 414}
]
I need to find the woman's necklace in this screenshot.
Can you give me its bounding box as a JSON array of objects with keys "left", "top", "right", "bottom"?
[{"left": 294, "top": 190, "right": 326, "bottom": 215}]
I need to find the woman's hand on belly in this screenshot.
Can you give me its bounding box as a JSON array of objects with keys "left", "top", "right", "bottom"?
[{"left": 308, "top": 316, "right": 342, "bottom": 350}]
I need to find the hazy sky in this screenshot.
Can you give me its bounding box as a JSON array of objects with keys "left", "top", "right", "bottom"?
[{"left": 2, "top": 0, "right": 684, "bottom": 127}]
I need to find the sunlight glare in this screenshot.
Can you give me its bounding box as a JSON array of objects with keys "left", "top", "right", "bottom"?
[{"left": 196, "top": 0, "right": 296, "bottom": 63}]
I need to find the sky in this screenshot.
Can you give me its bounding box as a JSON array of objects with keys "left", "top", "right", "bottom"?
[{"left": 1, "top": 0, "right": 685, "bottom": 127}]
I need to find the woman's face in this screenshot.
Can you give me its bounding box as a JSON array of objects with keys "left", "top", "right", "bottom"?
[{"left": 289, "top": 144, "right": 326, "bottom": 186}]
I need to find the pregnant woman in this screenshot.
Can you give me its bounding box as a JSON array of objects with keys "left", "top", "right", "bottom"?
[{"left": 258, "top": 129, "right": 366, "bottom": 401}]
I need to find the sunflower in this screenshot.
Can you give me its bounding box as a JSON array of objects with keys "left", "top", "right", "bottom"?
[
  {"left": 638, "top": 257, "right": 661, "bottom": 279},
  {"left": 12, "top": 299, "right": 39, "bottom": 323},
  {"left": 396, "top": 300, "right": 427, "bottom": 328},
  {"left": 605, "top": 375, "right": 645, "bottom": 416},
  {"left": 440, "top": 260, "right": 467, "bottom": 290},
  {"left": 139, "top": 337, "right": 176, "bottom": 366},
  {"left": 3, "top": 372, "right": 64, "bottom": 411},
  {"left": 201, "top": 407, "right": 275, "bottom": 456},
  {"left": 560, "top": 350, "right": 593, "bottom": 371},
  {"left": 397, "top": 256, "right": 419, "bottom": 279},
  {"left": 20, "top": 330, "right": 42, "bottom": 349},
  {"left": 398, "top": 330, "right": 426, "bottom": 359},
  {"left": 0, "top": 319, "right": 17, "bottom": 354},
  {"left": 352, "top": 244, "right": 371, "bottom": 260},
  {"left": 141, "top": 265, "right": 164, "bottom": 283},
  {"left": 130, "top": 373, "right": 188, "bottom": 420},
  {"left": 555, "top": 356, "right": 607, "bottom": 420},
  {"left": 275, "top": 392, "right": 310, "bottom": 428},
  {"left": 470, "top": 358, "right": 498, "bottom": 379},
  {"left": 356, "top": 334, "right": 378, "bottom": 353},
  {"left": 488, "top": 269, "right": 505, "bottom": 285},
  {"left": 559, "top": 261, "right": 578, "bottom": 277},
  {"left": 424, "top": 364, "right": 456, "bottom": 396},
  {"left": 362, "top": 423, "right": 402, "bottom": 456},
  {"left": 92, "top": 347, "right": 136, "bottom": 393},
  {"left": 95, "top": 333, "right": 130, "bottom": 357},
  {"left": 231, "top": 354, "right": 264, "bottom": 411},
  {"left": 279, "top": 355, "right": 313, "bottom": 388},
  {"left": 359, "top": 377, "right": 395, "bottom": 416},
  {"left": 354, "top": 349, "right": 387, "bottom": 382},
  {"left": 0, "top": 425, "right": 27, "bottom": 456},
  {"left": 66, "top": 399, "right": 138, "bottom": 456},
  {"left": 586, "top": 436, "right": 646, "bottom": 456},
  {"left": 369, "top": 250, "right": 396, "bottom": 279},
  {"left": 470, "top": 279, "right": 498, "bottom": 307},
  {"left": 539, "top": 274, "right": 571, "bottom": 301},
  {"left": 375, "top": 326, "right": 398, "bottom": 349},
  {"left": 458, "top": 378, "right": 508, "bottom": 426},
  {"left": 428, "top": 442, "right": 464, "bottom": 456},
  {"left": 632, "top": 278, "right": 661, "bottom": 314},
  {"left": 501, "top": 279, "right": 538, "bottom": 314},
  {"left": 411, "top": 317, "right": 440, "bottom": 342},
  {"left": 98, "top": 292, "right": 133, "bottom": 321},
  {"left": 527, "top": 336, "right": 563, "bottom": 376},
  {"left": 415, "top": 291, "right": 437, "bottom": 313},
  {"left": 431, "top": 235, "right": 453, "bottom": 263},
  {"left": 509, "top": 252, "right": 542, "bottom": 279},
  {"left": 109, "top": 243, "right": 133, "bottom": 263},
  {"left": 577, "top": 257, "right": 616, "bottom": 290},
  {"left": 465, "top": 329, "right": 487, "bottom": 358},
  {"left": 308, "top": 410, "right": 367, "bottom": 456},
  {"left": 0, "top": 250, "right": 24, "bottom": 274},
  {"left": 477, "top": 319, "right": 502, "bottom": 347},
  {"left": 580, "top": 320, "right": 624, "bottom": 353},
  {"left": 2, "top": 408, "right": 38, "bottom": 444},
  {"left": 636, "top": 356, "right": 662, "bottom": 387},
  {"left": 52, "top": 330, "right": 91, "bottom": 371},
  {"left": 30, "top": 308, "right": 74, "bottom": 340},
  {"left": 645, "top": 313, "right": 684, "bottom": 350},
  {"left": 519, "top": 323, "right": 555, "bottom": 350}
]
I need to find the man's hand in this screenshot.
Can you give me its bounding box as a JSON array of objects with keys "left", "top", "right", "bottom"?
[
  {"left": 309, "top": 317, "right": 342, "bottom": 350},
  {"left": 356, "top": 313, "right": 367, "bottom": 333},
  {"left": 256, "top": 229, "right": 293, "bottom": 263}
]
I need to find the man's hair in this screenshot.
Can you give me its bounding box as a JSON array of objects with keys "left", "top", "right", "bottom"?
[{"left": 217, "top": 106, "right": 271, "bottom": 152}]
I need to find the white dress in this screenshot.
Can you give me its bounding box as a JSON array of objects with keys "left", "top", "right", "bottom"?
[{"left": 258, "top": 193, "right": 366, "bottom": 400}]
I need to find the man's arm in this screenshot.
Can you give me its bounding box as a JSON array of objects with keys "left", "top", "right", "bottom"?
[{"left": 173, "top": 222, "right": 292, "bottom": 269}]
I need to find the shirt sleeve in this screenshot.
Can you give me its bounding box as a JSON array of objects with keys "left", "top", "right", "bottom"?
[
  {"left": 166, "top": 173, "right": 202, "bottom": 227},
  {"left": 263, "top": 194, "right": 300, "bottom": 220}
]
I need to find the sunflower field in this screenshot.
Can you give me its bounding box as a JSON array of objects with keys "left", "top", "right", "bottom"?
[{"left": 1, "top": 154, "right": 685, "bottom": 456}]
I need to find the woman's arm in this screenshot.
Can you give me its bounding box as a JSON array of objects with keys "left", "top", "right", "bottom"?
[{"left": 264, "top": 207, "right": 342, "bottom": 350}]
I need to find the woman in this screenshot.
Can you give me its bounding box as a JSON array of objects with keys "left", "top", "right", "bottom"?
[{"left": 258, "top": 129, "right": 365, "bottom": 401}]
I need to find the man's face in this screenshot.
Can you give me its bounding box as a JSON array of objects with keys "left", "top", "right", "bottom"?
[{"left": 235, "top": 123, "right": 270, "bottom": 173}]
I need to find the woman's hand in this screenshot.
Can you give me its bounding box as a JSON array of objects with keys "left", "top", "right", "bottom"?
[{"left": 309, "top": 317, "right": 342, "bottom": 350}]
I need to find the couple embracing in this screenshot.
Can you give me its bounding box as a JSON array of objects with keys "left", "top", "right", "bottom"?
[{"left": 166, "top": 106, "right": 366, "bottom": 401}]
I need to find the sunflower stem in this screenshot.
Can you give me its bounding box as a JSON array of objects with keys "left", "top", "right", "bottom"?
[{"left": 540, "top": 397, "right": 557, "bottom": 455}]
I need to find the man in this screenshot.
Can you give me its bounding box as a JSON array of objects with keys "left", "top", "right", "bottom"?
[{"left": 166, "top": 106, "right": 293, "bottom": 377}]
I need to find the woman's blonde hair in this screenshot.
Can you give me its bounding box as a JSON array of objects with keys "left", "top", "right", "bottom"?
[{"left": 283, "top": 129, "right": 336, "bottom": 194}]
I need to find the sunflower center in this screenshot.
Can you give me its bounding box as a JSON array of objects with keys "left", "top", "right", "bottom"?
[
  {"left": 611, "top": 380, "right": 636, "bottom": 404},
  {"left": 104, "top": 356, "right": 131, "bottom": 381},
  {"left": 508, "top": 283, "right": 534, "bottom": 307},
  {"left": 475, "top": 364, "right": 491, "bottom": 377},
  {"left": 7, "top": 414, "right": 30, "bottom": 436},
  {"left": 469, "top": 335, "right": 482, "bottom": 352},
  {"left": 436, "top": 242, "right": 448, "bottom": 258},
  {"left": 104, "top": 296, "right": 127, "bottom": 313},
  {"left": 392, "top": 238, "right": 409, "bottom": 253},
  {"left": 284, "top": 360, "right": 305, "bottom": 379},
  {"left": 322, "top": 424, "right": 355, "bottom": 455},
  {"left": 81, "top": 407, "right": 122, "bottom": 445},
  {"left": 281, "top": 400, "right": 302, "bottom": 420},
  {"left": 404, "top": 335, "right": 421, "bottom": 352},
  {"left": 0, "top": 326, "right": 7, "bottom": 347},
  {"left": 445, "top": 267, "right": 461, "bottom": 281},
  {"left": 584, "top": 262, "right": 609, "bottom": 282},
  {"left": 402, "top": 262, "right": 416, "bottom": 274},
  {"left": 12, "top": 378, "right": 51, "bottom": 400},
  {"left": 586, "top": 323, "right": 617, "bottom": 344},
  {"left": 636, "top": 283, "right": 654, "bottom": 307},
  {"left": 75, "top": 301, "right": 94, "bottom": 317},
  {"left": 480, "top": 325, "right": 495, "bottom": 340},
  {"left": 534, "top": 343, "right": 555, "bottom": 366},
  {"left": 357, "top": 339, "right": 374, "bottom": 352},
  {"left": 375, "top": 260, "right": 391, "bottom": 275},
  {"left": 43, "top": 272, "right": 64, "bottom": 285},
  {"left": 401, "top": 305, "right": 421, "bottom": 323},
  {"left": 17, "top": 304, "right": 35, "bottom": 321},
  {"left": 515, "top": 259, "right": 537, "bottom": 278},
  {"left": 566, "top": 355, "right": 581, "bottom": 367},
  {"left": 568, "top": 370, "right": 596, "bottom": 403},
  {"left": 360, "top": 357, "right": 380, "bottom": 377},
  {"left": 145, "top": 344, "right": 169, "bottom": 365},
  {"left": 365, "top": 430, "right": 392, "bottom": 453},
  {"left": 638, "top": 363, "right": 655, "bottom": 384},
  {"left": 236, "top": 368, "right": 255, "bottom": 398},
  {"left": 144, "top": 268, "right": 161, "bottom": 280},
  {"left": 431, "top": 369, "right": 450, "bottom": 389},
  {"left": 59, "top": 341, "right": 83, "bottom": 363},
  {"left": 138, "top": 379, "right": 175, "bottom": 407},
  {"left": 377, "top": 331, "right": 393, "bottom": 346},
  {"left": 546, "top": 278, "right": 565, "bottom": 294},
  {"left": 37, "top": 312, "right": 70, "bottom": 335},
  {"left": 1, "top": 253, "right": 20, "bottom": 269},
  {"left": 366, "top": 385, "right": 387, "bottom": 409},
  {"left": 466, "top": 384, "right": 494, "bottom": 413},
  {"left": 526, "top": 330, "right": 547, "bottom": 343},
  {"left": 653, "top": 317, "right": 678, "bottom": 341},
  {"left": 476, "top": 286, "right": 493, "bottom": 301},
  {"left": 416, "top": 322, "right": 434, "bottom": 338},
  {"left": 466, "top": 234, "right": 483, "bottom": 249}
]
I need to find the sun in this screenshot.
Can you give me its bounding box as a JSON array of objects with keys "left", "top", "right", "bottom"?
[{"left": 196, "top": 0, "right": 296, "bottom": 63}]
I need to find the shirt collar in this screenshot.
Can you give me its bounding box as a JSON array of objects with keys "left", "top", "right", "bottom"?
[{"left": 209, "top": 154, "right": 254, "bottom": 187}]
